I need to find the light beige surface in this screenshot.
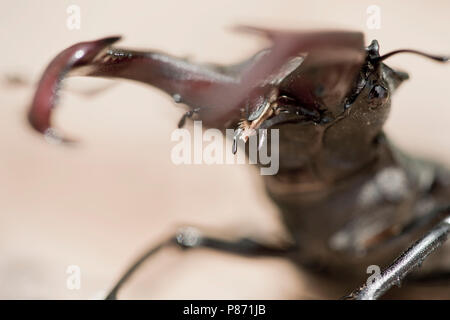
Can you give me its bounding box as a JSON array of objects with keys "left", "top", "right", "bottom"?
[{"left": 0, "top": 0, "right": 449, "bottom": 299}]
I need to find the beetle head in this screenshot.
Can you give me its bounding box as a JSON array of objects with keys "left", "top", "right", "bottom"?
[
  {"left": 344, "top": 39, "right": 448, "bottom": 131},
  {"left": 259, "top": 39, "right": 448, "bottom": 176}
]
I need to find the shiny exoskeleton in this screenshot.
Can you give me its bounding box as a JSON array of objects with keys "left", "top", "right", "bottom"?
[{"left": 27, "top": 27, "right": 450, "bottom": 299}]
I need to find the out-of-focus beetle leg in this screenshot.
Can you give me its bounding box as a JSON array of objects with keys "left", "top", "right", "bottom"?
[{"left": 106, "top": 226, "right": 295, "bottom": 300}]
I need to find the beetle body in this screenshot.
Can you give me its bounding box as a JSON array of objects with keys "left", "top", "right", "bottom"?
[
  {"left": 27, "top": 28, "right": 450, "bottom": 298},
  {"left": 251, "top": 41, "right": 450, "bottom": 296}
]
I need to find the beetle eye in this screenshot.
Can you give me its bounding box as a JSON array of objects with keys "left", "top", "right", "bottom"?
[{"left": 368, "top": 84, "right": 388, "bottom": 107}]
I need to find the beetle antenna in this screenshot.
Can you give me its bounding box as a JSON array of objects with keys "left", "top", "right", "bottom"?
[{"left": 376, "top": 49, "right": 449, "bottom": 63}]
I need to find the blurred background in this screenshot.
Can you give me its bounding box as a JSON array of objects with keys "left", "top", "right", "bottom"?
[{"left": 0, "top": 0, "right": 449, "bottom": 299}]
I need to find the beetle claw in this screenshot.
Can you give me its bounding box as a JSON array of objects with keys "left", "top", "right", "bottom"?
[{"left": 177, "top": 107, "right": 201, "bottom": 128}]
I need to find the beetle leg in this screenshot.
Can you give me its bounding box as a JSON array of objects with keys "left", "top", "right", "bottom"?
[
  {"left": 344, "top": 214, "right": 450, "bottom": 300},
  {"left": 177, "top": 107, "right": 201, "bottom": 128},
  {"left": 106, "top": 226, "right": 295, "bottom": 300}
]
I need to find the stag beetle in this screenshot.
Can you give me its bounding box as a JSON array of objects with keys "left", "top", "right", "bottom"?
[{"left": 27, "top": 27, "right": 450, "bottom": 299}]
